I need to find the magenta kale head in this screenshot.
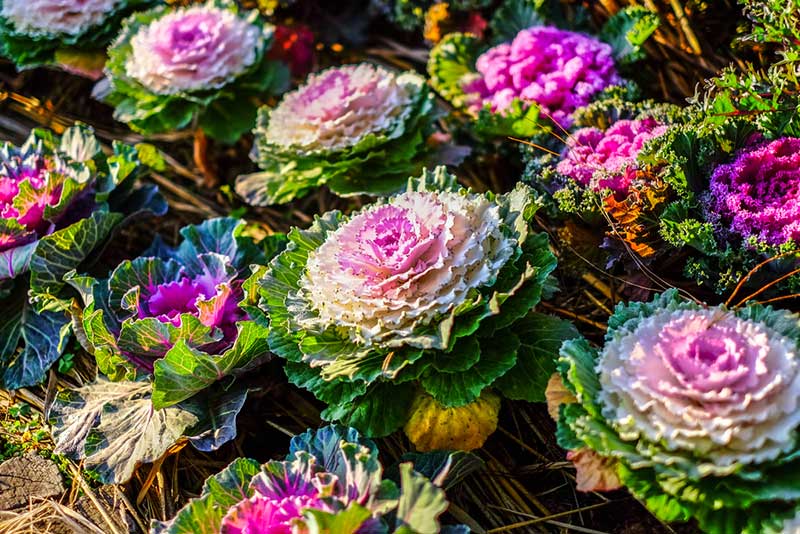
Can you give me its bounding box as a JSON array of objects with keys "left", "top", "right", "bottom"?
[
  {"left": 556, "top": 118, "right": 667, "bottom": 196},
  {"left": 463, "top": 26, "right": 621, "bottom": 127},
  {"left": 0, "top": 125, "right": 165, "bottom": 391},
  {"left": 0, "top": 129, "right": 96, "bottom": 279},
  {"left": 706, "top": 137, "right": 800, "bottom": 247},
  {"left": 78, "top": 217, "right": 277, "bottom": 407},
  {"left": 153, "top": 425, "right": 464, "bottom": 534}
]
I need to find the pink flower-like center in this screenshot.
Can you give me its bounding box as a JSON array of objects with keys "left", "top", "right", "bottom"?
[
  {"left": 334, "top": 202, "right": 446, "bottom": 295},
  {"left": 221, "top": 493, "right": 328, "bottom": 534},
  {"left": 556, "top": 118, "right": 667, "bottom": 195},
  {"left": 337, "top": 205, "right": 436, "bottom": 287},
  {"left": 291, "top": 69, "right": 380, "bottom": 123},
  {"left": 0, "top": 155, "right": 64, "bottom": 248},
  {"left": 152, "top": 12, "right": 221, "bottom": 62},
  {"left": 653, "top": 315, "right": 758, "bottom": 398},
  {"left": 142, "top": 276, "right": 211, "bottom": 326}
]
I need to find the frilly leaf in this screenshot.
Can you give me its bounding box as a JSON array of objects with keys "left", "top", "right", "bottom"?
[
  {"left": 599, "top": 6, "right": 660, "bottom": 65},
  {"left": 489, "top": 0, "right": 545, "bottom": 43},
  {"left": 427, "top": 32, "right": 483, "bottom": 108},
  {"left": 420, "top": 334, "right": 517, "bottom": 407},
  {"left": 321, "top": 382, "right": 417, "bottom": 438}
]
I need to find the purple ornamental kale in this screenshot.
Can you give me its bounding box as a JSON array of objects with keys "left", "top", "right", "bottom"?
[
  {"left": 707, "top": 137, "right": 800, "bottom": 247},
  {"left": 80, "top": 218, "right": 269, "bottom": 402}
]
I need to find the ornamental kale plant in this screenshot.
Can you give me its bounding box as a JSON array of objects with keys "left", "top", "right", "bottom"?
[
  {"left": 645, "top": 0, "right": 800, "bottom": 294},
  {"left": 0, "top": 0, "right": 152, "bottom": 73},
  {"left": 427, "top": 0, "right": 658, "bottom": 138},
  {"left": 522, "top": 96, "right": 678, "bottom": 264},
  {"left": 103, "top": 0, "right": 289, "bottom": 143},
  {"left": 555, "top": 118, "right": 668, "bottom": 196},
  {"left": 705, "top": 137, "right": 800, "bottom": 247},
  {"left": 259, "top": 167, "right": 577, "bottom": 450},
  {"left": 554, "top": 290, "right": 800, "bottom": 534},
  {"left": 461, "top": 27, "right": 620, "bottom": 128},
  {"left": 236, "top": 62, "right": 436, "bottom": 206},
  {"left": 153, "top": 425, "right": 471, "bottom": 534},
  {"left": 652, "top": 101, "right": 800, "bottom": 294},
  {"left": 0, "top": 125, "right": 165, "bottom": 390},
  {"left": 50, "top": 218, "right": 285, "bottom": 484}
]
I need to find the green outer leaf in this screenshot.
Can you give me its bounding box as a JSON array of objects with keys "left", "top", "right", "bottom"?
[
  {"left": 493, "top": 313, "right": 579, "bottom": 402},
  {"left": 420, "top": 333, "right": 518, "bottom": 407},
  {"left": 51, "top": 379, "right": 249, "bottom": 484},
  {"left": 395, "top": 463, "right": 449, "bottom": 534},
  {"left": 303, "top": 504, "right": 373, "bottom": 534},
  {"left": 116, "top": 314, "right": 218, "bottom": 360},
  {"left": 474, "top": 98, "right": 545, "bottom": 138},
  {"left": 321, "top": 381, "right": 417, "bottom": 438},
  {"left": 50, "top": 379, "right": 199, "bottom": 484},
  {"left": 152, "top": 321, "right": 270, "bottom": 408},
  {"left": 151, "top": 457, "right": 260, "bottom": 534},
  {"left": 82, "top": 307, "right": 140, "bottom": 381},
  {"left": 29, "top": 210, "right": 122, "bottom": 310},
  {"left": 427, "top": 32, "right": 483, "bottom": 108},
  {"left": 184, "top": 386, "right": 249, "bottom": 452},
  {"left": 285, "top": 361, "right": 368, "bottom": 406},
  {"left": 599, "top": 6, "right": 660, "bottom": 64},
  {"left": 2, "top": 304, "right": 70, "bottom": 389}
]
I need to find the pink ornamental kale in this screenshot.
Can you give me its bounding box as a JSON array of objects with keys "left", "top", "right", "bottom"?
[
  {"left": 153, "top": 426, "right": 462, "bottom": 534},
  {"left": 463, "top": 26, "right": 620, "bottom": 127},
  {"left": 79, "top": 218, "right": 272, "bottom": 408},
  {"left": 125, "top": 4, "right": 261, "bottom": 95},
  {"left": 220, "top": 456, "right": 340, "bottom": 534},
  {"left": 0, "top": 148, "right": 74, "bottom": 257},
  {"left": 556, "top": 118, "right": 667, "bottom": 195},
  {"left": 707, "top": 137, "right": 800, "bottom": 247},
  {"left": 0, "top": 125, "right": 164, "bottom": 391}
]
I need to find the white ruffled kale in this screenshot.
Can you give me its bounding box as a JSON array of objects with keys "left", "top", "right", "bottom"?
[{"left": 558, "top": 290, "right": 800, "bottom": 534}]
